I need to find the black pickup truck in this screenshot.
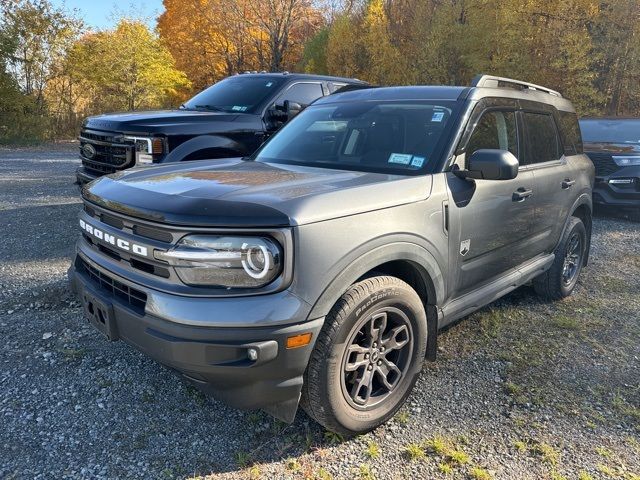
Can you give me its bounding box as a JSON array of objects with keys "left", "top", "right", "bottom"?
[{"left": 76, "top": 72, "right": 366, "bottom": 184}]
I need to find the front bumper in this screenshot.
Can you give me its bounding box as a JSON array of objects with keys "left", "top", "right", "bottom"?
[
  {"left": 76, "top": 167, "right": 100, "bottom": 185},
  {"left": 593, "top": 166, "right": 640, "bottom": 211},
  {"left": 68, "top": 253, "right": 323, "bottom": 422}
]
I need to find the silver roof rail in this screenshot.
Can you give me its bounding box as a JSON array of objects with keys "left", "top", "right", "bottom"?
[{"left": 471, "top": 74, "right": 562, "bottom": 98}]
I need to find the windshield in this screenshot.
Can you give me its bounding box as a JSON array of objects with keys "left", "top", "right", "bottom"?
[
  {"left": 254, "top": 101, "right": 457, "bottom": 174},
  {"left": 580, "top": 119, "right": 640, "bottom": 144},
  {"left": 182, "top": 76, "right": 286, "bottom": 114}
]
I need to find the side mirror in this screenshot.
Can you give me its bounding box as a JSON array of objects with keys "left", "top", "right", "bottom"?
[
  {"left": 284, "top": 100, "right": 303, "bottom": 119},
  {"left": 455, "top": 149, "right": 519, "bottom": 180}
]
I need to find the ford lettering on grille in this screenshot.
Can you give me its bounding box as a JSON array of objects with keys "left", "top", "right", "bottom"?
[{"left": 79, "top": 219, "right": 149, "bottom": 257}]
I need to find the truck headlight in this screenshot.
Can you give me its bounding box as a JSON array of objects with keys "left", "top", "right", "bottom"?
[
  {"left": 155, "top": 235, "right": 283, "bottom": 288},
  {"left": 124, "top": 136, "right": 164, "bottom": 165},
  {"left": 613, "top": 156, "right": 640, "bottom": 167}
]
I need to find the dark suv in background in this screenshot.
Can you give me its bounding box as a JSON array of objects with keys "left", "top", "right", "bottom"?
[
  {"left": 76, "top": 72, "right": 366, "bottom": 184},
  {"left": 580, "top": 118, "right": 640, "bottom": 221}
]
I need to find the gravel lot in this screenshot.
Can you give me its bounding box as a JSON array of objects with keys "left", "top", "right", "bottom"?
[{"left": 1, "top": 146, "right": 638, "bottom": 480}]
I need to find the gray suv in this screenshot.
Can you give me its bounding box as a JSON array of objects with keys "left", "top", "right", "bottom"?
[{"left": 69, "top": 75, "right": 594, "bottom": 435}]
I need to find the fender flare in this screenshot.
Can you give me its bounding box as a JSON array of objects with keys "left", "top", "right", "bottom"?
[
  {"left": 560, "top": 192, "right": 593, "bottom": 264},
  {"left": 307, "top": 241, "right": 446, "bottom": 320},
  {"left": 161, "top": 135, "right": 246, "bottom": 163}
]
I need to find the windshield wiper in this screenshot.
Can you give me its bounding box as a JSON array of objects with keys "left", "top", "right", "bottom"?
[{"left": 193, "top": 104, "right": 226, "bottom": 112}]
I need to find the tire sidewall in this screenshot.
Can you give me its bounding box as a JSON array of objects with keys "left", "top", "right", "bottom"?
[
  {"left": 559, "top": 218, "right": 587, "bottom": 297},
  {"left": 323, "top": 281, "right": 427, "bottom": 434}
]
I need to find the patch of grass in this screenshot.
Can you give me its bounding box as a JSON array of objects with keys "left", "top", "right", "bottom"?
[
  {"left": 141, "top": 390, "right": 155, "bottom": 403},
  {"left": 599, "top": 275, "right": 629, "bottom": 293},
  {"left": 315, "top": 467, "right": 332, "bottom": 480},
  {"left": 365, "top": 440, "right": 380, "bottom": 459},
  {"left": 596, "top": 464, "right": 616, "bottom": 476},
  {"left": 235, "top": 451, "right": 251, "bottom": 468},
  {"left": 285, "top": 458, "right": 301, "bottom": 473},
  {"left": 596, "top": 446, "right": 613, "bottom": 458},
  {"left": 449, "top": 449, "right": 470, "bottom": 465},
  {"left": 424, "top": 435, "right": 470, "bottom": 466},
  {"left": 469, "top": 467, "right": 494, "bottom": 480},
  {"left": 578, "top": 471, "right": 594, "bottom": 480},
  {"left": 59, "top": 347, "right": 87, "bottom": 361},
  {"left": 323, "top": 430, "right": 344, "bottom": 445},
  {"left": 550, "top": 470, "right": 568, "bottom": 480},
  {"left": 531, "top": 441, "right": 560, "bottom": 465},
  {"left": 438, "top": 463, "right": 453, "bottom": 474},
  {"left": 612, "top": 392, "right": 640, "bottom": 423},
  {"left": 248, "top": 465, "right": 260, "bottom": 479},
  {"left": 184, "top": 384, "right": 206, "bottom": 406},
  {"left": 246, "top": 412, "right": 261, "bottom": 425},
  {"left": 552, "top": 314, "right": 580, "bottom": 330},
  {"left": 513, "top": 440, "right": 527, "bottom": 452},
  {"left": 404, "top": 443, "right": 425, "bottom": 461},
  {"left": 358, "top": 464, "right": 375, "bottom": 480},
  {"left": 395, "top": 411, "right": 410, "bottom": 425},
  {"left": 426, "top": 435, "right": 450, "bottom": 456}
]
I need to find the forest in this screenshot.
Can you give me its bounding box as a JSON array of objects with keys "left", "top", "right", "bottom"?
[{"left": 0, "top": 0, "right": 638, "bottom": 143}]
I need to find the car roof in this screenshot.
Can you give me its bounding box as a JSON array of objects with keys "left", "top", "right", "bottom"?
[
  {"left": 235, "top": 72, "right": 367, "bottom": 84},
  {"left": 314, "top": 84, "right": 577, "bottom": 112}
]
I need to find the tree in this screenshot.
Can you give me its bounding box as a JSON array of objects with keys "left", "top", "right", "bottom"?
[{"left": 65, "top": 20, "right": 190, "bottom": 113}]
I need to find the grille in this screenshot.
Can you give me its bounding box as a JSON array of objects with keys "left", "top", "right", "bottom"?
[
  {"left": 79, "top": 257, "right": 147, "bottom": 311},
  {"left": 587, "top": 152, "right": 620, "bottom": 177},
  {"left": 84, "top": 204, "right": 172, "bottom": 243},
  {"left": 79, "top": 129, "right": 134, "bottom": 174}
]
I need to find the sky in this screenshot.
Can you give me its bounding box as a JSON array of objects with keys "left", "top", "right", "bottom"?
[{"left": 49, "top": 0, "right": 165, "bottom": 30}]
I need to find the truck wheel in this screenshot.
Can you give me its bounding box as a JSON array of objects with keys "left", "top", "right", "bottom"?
[
  {"left": 533, "top": 217, "right": 586, "bottom": 300},
  {"left": 301, "top": 276, "right": 427, "bottom": 435}
]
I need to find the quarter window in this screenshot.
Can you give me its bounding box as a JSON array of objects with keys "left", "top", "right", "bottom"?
[
  {"left": 524, "top": 112, "right": 561, "bottom": 164},
  {"left": 466, "top": 110, "right": 518, "bottom": 158}
]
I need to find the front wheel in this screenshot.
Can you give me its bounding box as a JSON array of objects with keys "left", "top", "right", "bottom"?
[
  {"left": 533, "top": 216, "right": 587, "bottom": 300},
  {"left": 301, "top": 276, "right": 427, "bottom": 435}
]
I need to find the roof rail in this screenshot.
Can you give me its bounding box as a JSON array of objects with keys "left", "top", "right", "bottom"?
[{"left": 471, "top": 74, "right": 562, "bottom": 98}]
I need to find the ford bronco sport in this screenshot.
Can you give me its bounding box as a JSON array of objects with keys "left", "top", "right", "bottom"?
[
  {"left": 69, "top": 75, "right": 594, "bottom": 435},
  {"left": 76, "top": 72, "right": 366, "bottom": 184}
]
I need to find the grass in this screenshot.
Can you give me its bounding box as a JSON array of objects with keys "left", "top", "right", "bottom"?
[
  {"left": 315, "top": 467, "right": 332, "bottom": 480},
  {"left": 552, "top": 314, "right": 580, "bottom": 330},
  {"left": 612, "top": 392, "right": 640, "bottom": 424},
  {"left": 235, "top": 451, "right": 251, "bottom": 468},
  {"left": 248, "top": 465, "right": 260, "bottom": 479},
  {"left": 323, "top": 430, "right": 344, "bottom": 444},
  {"left": 365, "top": 440, "right": 380, "bottom": 459},
  {"left": 395, "top": 411, "right": 410, "bottom": 425},
  {"left": 469, "top": 467, "right": 494, "bottom": 480},
  {"left": 59, "top": 347, "right": 87, "bottom": 361},
  {"left": 530, "top": 441, "right": 560, "bottom": 466},
  {"left": 404, "top": 443, "right": 425, "bottom": 461},
  {"left": 358, "top": 464, "right": 375, "bottom": 480},
  {"left": 438, "top": 463, "right": 453, "bottom": 474},
  {"left": 513, "top": 440, "right": 527, "bottom": 452},
  {"left": 425, "top": 435, "right": 470, "bottom": 465},
  {"left": 285, "top": 458, "right": 301, "bottom": 473},
  {"left": 578, "top": 471, "right": 594, "bottom": 480},
  {"left": 596, "top": 446, "right": 613, "bottom": 458}
]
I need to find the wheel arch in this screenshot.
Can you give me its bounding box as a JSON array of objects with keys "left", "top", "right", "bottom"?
[
  {"left": 307, "top": 243, "right": 445, "bottom": 361},
  {"left": 566, "top": 194, "right": 593, "bottom": 266},
  {"left": 161, "top": 135, "right": 246, "bottom": 163}
]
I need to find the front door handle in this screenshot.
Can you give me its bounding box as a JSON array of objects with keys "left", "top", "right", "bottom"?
[
  {"left": 513, "top": 188, "right": 533, "bottom": 202},
  {"left": 562, "top": 179, "right": 576, "bottom": 189}
]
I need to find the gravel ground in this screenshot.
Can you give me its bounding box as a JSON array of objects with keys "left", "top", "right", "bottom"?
[{"left": 1, "top": 146, "right": 638, "bottom": 480}]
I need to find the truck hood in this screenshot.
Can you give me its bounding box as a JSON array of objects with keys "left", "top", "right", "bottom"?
[
  {"left": 584, "top": 141, "right": 640, "bottom": 155},
  {"left": 83, "top": 109, "right": 260, "bottom": 136},
  {"left": 82, "top": 159, "right": 432, "bottom": 227}
]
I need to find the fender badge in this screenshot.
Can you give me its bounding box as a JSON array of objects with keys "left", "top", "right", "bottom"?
[{"left": 460, "top": 239, "right": 471, "bottom": 257}]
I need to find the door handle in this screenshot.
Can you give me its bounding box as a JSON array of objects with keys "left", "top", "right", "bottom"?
[
  {"left": 562, "top": 179, "right": 576, "bottom": 189},
  {"left": 512, "top": 188, "right": 533, "bottom": 202}
]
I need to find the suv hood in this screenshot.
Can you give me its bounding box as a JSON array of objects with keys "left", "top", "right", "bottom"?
[
  {"left": 83, "top": 159, "right": 432, "bottom": 227},
  {"left": 584, "top": 141, "right": 640, "bottom": 156},
  {"left": 83, "top": 109, "right": 260, "bottom": 136}
]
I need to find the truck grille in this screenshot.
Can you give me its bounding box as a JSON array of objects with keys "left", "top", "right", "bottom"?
[
  {"left": 586, "top": 152, "right": 620, "bottom": 177},
  {"left": 79, "top": 129, "right": 134, "bottom": 175},
  {"left": 78, "top": 256, "right": 147, "bottom": 312}
]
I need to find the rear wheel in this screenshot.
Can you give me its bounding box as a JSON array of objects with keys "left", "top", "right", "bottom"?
[
  {"left": 301, "top": 276, "right": 427, "bottom": 435},
  {"left": 533, "top": 217, "right": 587, "bottom": 300}
]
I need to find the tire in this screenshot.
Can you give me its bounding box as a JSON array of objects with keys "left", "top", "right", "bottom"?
[
  {"left": 533, "top": 217, "right": 587, "bottom": 301},
  {"left": 300, "top": 276, "right": 427, "bottom": 435}
]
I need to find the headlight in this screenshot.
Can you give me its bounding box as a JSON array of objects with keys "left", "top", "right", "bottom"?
[
  {"left": 613, "top": 156, "right": 640, "bottom": 167},
  {"left": 124, "top": 136, "right": 164, "bottom": 165},
  {"left": 155, "top": 235, "right": 283, "bottom": 288}
]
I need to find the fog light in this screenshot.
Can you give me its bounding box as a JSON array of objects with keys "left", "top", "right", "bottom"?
[{"left": 247, "top": 348, "right": 258, "bottom": 361}]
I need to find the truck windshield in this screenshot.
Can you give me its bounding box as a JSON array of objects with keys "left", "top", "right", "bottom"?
[
  {"left": 254, "top": 101, "right": 457, "bottom": 174},
  {"left": 580, "top": 119, "right": 640, "bottom": 144},
  {"left": 182, "top": 76, "right": 286, "bottom": 114}
]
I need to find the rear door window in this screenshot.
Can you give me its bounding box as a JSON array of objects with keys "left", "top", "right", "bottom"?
[
  {"left": 558, "top": 111, "right": 583, "bottom": 155},
  {"left": 523, "top": 112, "right": 562, "bottom": 164}
]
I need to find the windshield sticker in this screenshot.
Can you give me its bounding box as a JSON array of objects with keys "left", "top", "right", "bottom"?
[
  {"left": 388, "top": 153, "right": 413, "bottom": 165},
  {"left": 431, "top": 111, "right": 445, "bottom": 122},
  {"left": 231, "top": 105, "right": 248, "bottom": 112},
  {"left": 265, "top": 82, "right": 273, "bottom": 87},
  {"left": 411, "top": 156, "right": 426, "bottom": 168}
]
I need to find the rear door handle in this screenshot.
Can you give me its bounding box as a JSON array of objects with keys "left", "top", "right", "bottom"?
[
  {"left": 512, "top": 188, "right": 533, "bottom": 202},
  {"left": 562, "top": 179, "right": 576, "bottom": 189}
]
